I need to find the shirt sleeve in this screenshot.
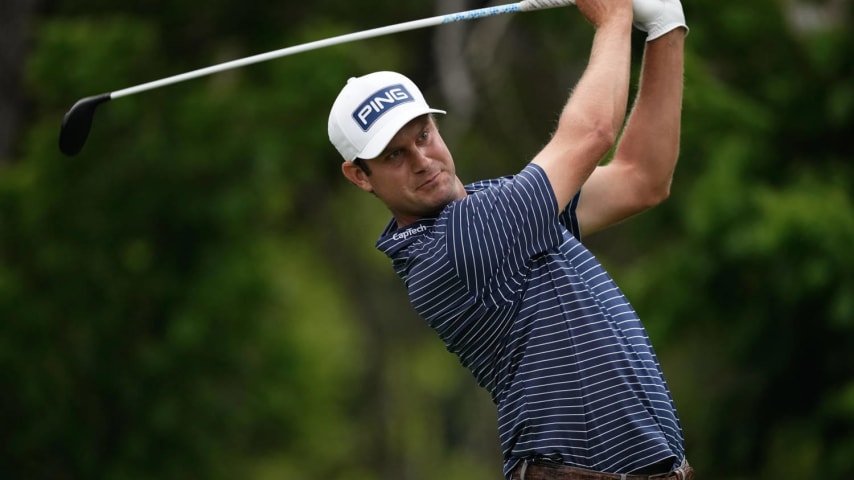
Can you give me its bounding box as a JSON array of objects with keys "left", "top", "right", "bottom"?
[
  {"left": 559, "top": 190, "right": 582, "bottom": 242},
  {"left": 444, "top": 163, "right": 565, "bottom": 303}
]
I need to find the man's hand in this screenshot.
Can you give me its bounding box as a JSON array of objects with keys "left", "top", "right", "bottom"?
[
  {"left": 632, "top": 0, "right": 688, "bottom": 41},
  {"left": 574, "top": 0, "right": 633, "bottom": 29}
]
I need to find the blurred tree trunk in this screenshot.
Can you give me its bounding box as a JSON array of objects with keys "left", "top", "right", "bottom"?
[
  {"left": 431, "top": 0, "right": 515, "bottom": 148},
  {"left": 432, "top": 0, "right": 476, "bottom": 146},
  {"left": 0, "top": 0, "right": 39, "bottom": 162}
]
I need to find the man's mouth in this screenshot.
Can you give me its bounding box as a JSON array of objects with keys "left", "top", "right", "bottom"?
[{"left": 417, "top": 171, "right": 441, "bottom": 190}]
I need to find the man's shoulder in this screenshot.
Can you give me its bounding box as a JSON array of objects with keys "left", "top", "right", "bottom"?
[
  {"left": 465, "top": 176, "right": 506, "bottom": 194},
  {"left": 464, "top": 163, "right": 548, "bottom": 194}
]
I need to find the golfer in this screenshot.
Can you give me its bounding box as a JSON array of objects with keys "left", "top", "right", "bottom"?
[{"left": 328, "top": 0, "right": 691, "bottom": 478}]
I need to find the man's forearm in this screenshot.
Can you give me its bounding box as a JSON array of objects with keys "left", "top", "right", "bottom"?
[
  {"left": 563, "top": 15, "right": 634, "bottom": 142},
  {"left": 613, "top": 28, "right": 686, "bottom": 199}
]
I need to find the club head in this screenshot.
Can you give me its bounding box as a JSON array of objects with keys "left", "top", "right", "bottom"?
[{"left": 58, "top": 93, "right": 111, "bottom": 156}]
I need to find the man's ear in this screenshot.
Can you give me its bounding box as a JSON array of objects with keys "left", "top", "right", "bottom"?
[{"left": 341, "top": 161, "right": 373, "bottom": 193}]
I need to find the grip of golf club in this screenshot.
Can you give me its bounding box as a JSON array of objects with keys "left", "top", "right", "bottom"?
[{"left": 519, "top": 0, "right": 575, "bottom": 11}]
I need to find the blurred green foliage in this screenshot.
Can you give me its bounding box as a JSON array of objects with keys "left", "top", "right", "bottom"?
[{"left": 1, "top": 0, "right": 853, "bottom": 479}]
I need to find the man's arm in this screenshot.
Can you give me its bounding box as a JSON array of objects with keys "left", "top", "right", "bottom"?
[
  {"left": 531, "top": 0, "right": 634, "bottom": 210},
  {"left": 576, "top": 3, "right": 687, "bottom": 236}
]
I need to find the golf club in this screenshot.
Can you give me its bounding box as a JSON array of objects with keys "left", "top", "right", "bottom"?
[{"left": 58, "top": 0, "right": 574, "bottom": 156}]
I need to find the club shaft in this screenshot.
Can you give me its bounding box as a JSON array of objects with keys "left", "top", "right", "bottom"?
[{"left": 111, "top": 3, "right": 526, "bottom": 100}]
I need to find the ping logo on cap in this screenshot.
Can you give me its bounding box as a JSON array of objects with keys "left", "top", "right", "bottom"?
[{"left": 352, "top": 84, "right": 414, "bottom": 132}]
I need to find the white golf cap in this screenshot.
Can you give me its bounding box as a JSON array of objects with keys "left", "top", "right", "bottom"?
[{"left": 328, "top": 71, "right": 446, "bottom": 161}]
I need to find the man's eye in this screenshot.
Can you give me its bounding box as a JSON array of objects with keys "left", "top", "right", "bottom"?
[{"left": 387, "top": 149, "right": 403, "bottom": 160}]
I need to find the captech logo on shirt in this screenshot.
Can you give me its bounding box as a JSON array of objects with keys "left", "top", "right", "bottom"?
[
  {"left": 352, "top": 84, "right": 414, "bottom": 132},
  {"left": 392, "top": 224, "right": 427, "bottom": 241}
]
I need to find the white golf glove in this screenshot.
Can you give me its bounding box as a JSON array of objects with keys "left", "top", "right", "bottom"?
[{"left": 632, "top": 0, "right": 688, "bottom": 41}]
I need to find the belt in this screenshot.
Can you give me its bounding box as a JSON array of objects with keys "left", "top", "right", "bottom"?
[{"left": 511, "top": 458, "right": 693, "bottom": 480}]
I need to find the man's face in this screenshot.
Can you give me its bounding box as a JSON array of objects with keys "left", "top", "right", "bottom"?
[{"left": 343, "top": 114, "right": 465, "bottom": 227}]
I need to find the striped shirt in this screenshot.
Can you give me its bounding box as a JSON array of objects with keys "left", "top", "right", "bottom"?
[{"left": 376, "top": 164, "right": 684, "bottom": 479}]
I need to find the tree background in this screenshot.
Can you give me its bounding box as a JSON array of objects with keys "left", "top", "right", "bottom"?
[{"left": 2, "top": 0, "right": 853, "bottom": 479}]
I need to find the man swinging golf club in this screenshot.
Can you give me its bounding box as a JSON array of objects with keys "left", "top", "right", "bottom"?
[{"left": 329, "top": 0, "right": 692, "bottom": 478}]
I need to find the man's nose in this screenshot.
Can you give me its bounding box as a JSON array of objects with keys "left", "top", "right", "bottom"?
[{"left": 409, "top": 147, "right": 432, "bottom": 172}]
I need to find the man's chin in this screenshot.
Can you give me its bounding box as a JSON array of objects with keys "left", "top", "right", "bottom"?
[{"left": 424, "top": 185, "right": 462, "bottom": 212}]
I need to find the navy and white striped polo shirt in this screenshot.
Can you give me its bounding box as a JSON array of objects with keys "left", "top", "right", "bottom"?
[{"left": 376, "top": 164, "right": 684, "bottom": 479}]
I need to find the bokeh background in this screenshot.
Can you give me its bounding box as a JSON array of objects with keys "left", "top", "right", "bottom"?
[{"left": 2, "top": 0, "right": 853, "bottom": 478}]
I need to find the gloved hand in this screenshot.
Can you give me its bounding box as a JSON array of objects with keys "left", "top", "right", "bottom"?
[{"left": 632, "top": 0, "right": 688, "bottom": 41}]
